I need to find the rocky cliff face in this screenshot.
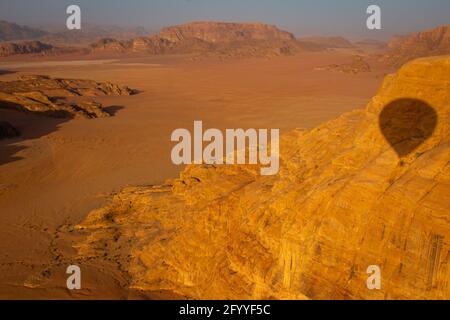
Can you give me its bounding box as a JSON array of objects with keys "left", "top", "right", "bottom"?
[
  {"left": 90, "top": 21, "right": 304, "bottom": 59},
  {"left": 90, "top": 35, "right": 192, "bottom": 55},
  {"left": 0, "top": 75, "right": 135, "bottom": 118},
  {"left": 0, "top": 21, "right": 315, "bottom": 59},
  {"left": 76, "top": 56, "right": 449, "bottom": 299},
  {"left": 386, "top": 25, "right": 450, "bottom": 65},
  {"left": 160, "top": 21, "right": 295, "bottom": 43}
]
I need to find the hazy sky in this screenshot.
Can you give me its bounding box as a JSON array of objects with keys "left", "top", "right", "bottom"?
[{"left": 1, "top": 0, "right": 449, "bottom": 39}]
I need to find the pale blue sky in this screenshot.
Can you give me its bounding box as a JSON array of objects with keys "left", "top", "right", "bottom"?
[{"left": 1, "top": 0, "right": 449, "bottom": 39}]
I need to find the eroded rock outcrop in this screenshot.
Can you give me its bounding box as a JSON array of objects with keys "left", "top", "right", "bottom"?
[
  {"left": 0, "top": 75, "right": 135, "bottom": 118},
  {"left": 0, "top": 20, "right": 47, "bottom": 41},
  {"left": 0, "top": 41, "right": 55, "bottom": 57},
  {"left": 76, "top": 56, "right": 450, "bottom": 299},
  {"left": 315, "top": 55, "right": 371, "bottom": 74},
  {"left": 386, "top": 25, "right": 450, "bottom": 66},
  {"left": 90, "top": 21, "right": 313, "bottom": 59}
]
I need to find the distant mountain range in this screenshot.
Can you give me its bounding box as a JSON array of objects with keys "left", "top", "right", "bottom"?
[
  {"left": 1, "top": 20, "right": 449, "bottom": 63},
  {"left": 0, "top": 20, "right": 149, "bottom": 45},
  {"left": 0, "top": 20, "right": 48, "bottom": 41},
  {"left": 0, "top": 20, "right": 365, "bottom": 58},
  {"left": 39, "top": 25, "right": 150, "bottom": 47},
  {"left": 88, "top": 21, "right": 306, "bottom": 58}
]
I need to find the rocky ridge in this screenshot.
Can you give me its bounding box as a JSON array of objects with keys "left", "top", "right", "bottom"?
[
  {"left": 386, "top": 25, "right": 450, "bottom": 66},
  {"left": 0, "top": 121, "right": 20, "bottom": 139},
  {"left": 90, "top": 21, "right": 311, "bottom": 58},
  {"left": 0, "top": 75, "right": 135, "bottom": 118}
]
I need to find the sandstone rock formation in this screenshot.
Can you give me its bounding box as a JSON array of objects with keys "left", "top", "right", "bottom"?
[
  {"left": 90, "top": 21, "right": 313, "bottom": 59},
  {"left": 315, "top": 55, "right": 371, "bottom": 74},
  {"left": 0, "top": 20, "right": 47, "bottom": 41},
  {"left": 386, "top": 25, "right": 450, "bottom": 66},
  {"left": 0, "top": 75, "right": 135, "bottom": 118},
  {"left": 90, "top": 35, "right": 191, "bottom": 55},
  {"left": 90, "top": 38, "right": 134, "bottom": 53},
  {"left": 76, "top": 55, "right": 450, "bottom": 300},
  {"left": 0, "top": 21, "right": 323, "bottom": 59},
  {"left": 159, "top": 21, "right": 295, "bottom": 43},
  {"left": 0, "top": 41, "right": 55, "bottom": 57}
]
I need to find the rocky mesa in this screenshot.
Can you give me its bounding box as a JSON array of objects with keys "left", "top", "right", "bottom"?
[
  {"left": 75, "top": 56, "right": 450, "bottom": 299},
  {"left": 159, "top": 21, "right": 295, "bottom": 43},
  {"left": 90, "top": 21, "right": 308, "bottom": 59},
  {"left": 0, "top": 40, "right": 55, "bottom": 57}
]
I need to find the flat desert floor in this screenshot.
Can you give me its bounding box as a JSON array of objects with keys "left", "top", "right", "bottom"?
[{"left": 0, "top": 52, "right": 391, "bottom": 298}]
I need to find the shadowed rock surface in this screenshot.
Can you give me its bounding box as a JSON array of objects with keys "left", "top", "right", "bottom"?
[
  {"left": 379, "top": 98, "right": 438, "bottom": 157},
  {"left": 0, "top": 41, "right": 55, "bottom": 57},
  {"left": 0, "top": 75, "right": 135, "bottom": 118},
  {"left": 75, "top": 56, "right": 450, "bottom": 299},
  {"left": 0, "top": 121, "right": 20, "bottom": 139}
]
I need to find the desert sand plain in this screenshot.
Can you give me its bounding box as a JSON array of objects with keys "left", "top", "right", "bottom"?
[{"left": 0, "top": 50, "right": 391, "bottom": 298}]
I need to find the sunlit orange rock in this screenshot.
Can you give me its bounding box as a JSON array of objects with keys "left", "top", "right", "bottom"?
[{"left": 76, "top": 56, "right": 450, "bottom": 299}]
